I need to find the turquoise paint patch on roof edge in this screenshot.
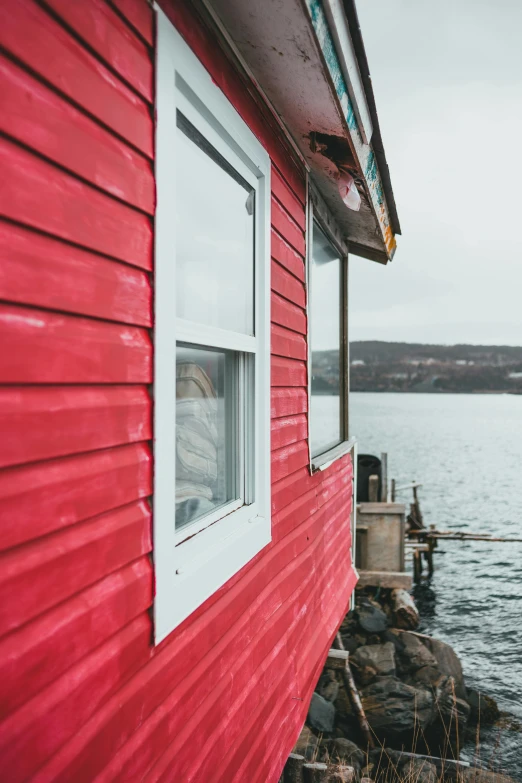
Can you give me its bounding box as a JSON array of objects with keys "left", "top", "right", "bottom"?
[
  {"left": 306, "top": 0, "right": 387, "bottom": 214},
  {"left": 306, "top": 0, "right": 360, "bottom": 139}
]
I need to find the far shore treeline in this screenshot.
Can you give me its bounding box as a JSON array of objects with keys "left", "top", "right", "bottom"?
[{"left": 315, "top": 341, "right": 522, "bottom": 394}]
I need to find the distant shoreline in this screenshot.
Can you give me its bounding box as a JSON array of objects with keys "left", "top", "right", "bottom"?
[{"left": 351, "top": 388, "right": 522, "bottom": 395}]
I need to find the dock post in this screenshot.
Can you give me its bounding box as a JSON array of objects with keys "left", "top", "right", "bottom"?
[
  {"left": 380, "top": 452, "right": 388, "bottom": 502},
  {"left": 368, "top": 474, "right": 379, "bottom": 502},
  {"left": 284, "top": 753, "right": 305, "bottom": 783}
]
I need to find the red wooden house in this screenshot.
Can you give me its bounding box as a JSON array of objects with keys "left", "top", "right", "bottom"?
[{"left": 0, "top": 0, "right": 400, "bottom": 780}]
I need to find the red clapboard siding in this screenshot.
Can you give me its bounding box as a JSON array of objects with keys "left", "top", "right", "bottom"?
[
  {"left": 0, "top": 557, "right": 152, "bottom": 716},
  {"left": 272, "top": 166, "right": 306, "bottom": 228},
  {"left": 271, "top": 441, "right": 309, "bottom": 483},
  {"left": 0, "top": 56, "right": 154, "bottom": 213},
  {"left": 271, "top": 414, "right": 308, "bottom": 452},
  {"left": 252, "top": 571, "right": 358, "bottom": 783},
  {"left": 220, "top": 549, "right": 351, "bottom": 783},
  {"left": 271, "top": 197, "right": 306, "bottom": 257},
  {"left": 34, "top": 502, "right": 348, "bottom": 783},
  {"left": 317, "top": 458, "right": 352, "bottom": 508},
  {"left": 272, "top": 324, "right": 307, "bottom": 361},
  {"left": 43, "top": 0, "right": 153, "bottom": 102},
  {"left": 272, "top": 231, "right": 305, "bottom": 282},
  {"left": 0, "top": 2, "right": 360, "bottom": 782},
  {"left": 271, "top": 388, "right": 308, "bottom": 419},
  {"left": 0, "top": 305, "right": 152, "bottom": 384},
  {"left": 0, "top": 386, "right": 151, "bottom": 469},
  {"left": 271, "top": 467, "right": 311, "bottom": 515},
  {"left": 0, "top": 500, "right": 152, "bottom": 637},
  {"left": 271, "top": 260, "right": 306, "bottom": 309},
  {"left": 140, "top": 524, "right": 349, "bottom": 783},
  {"left": 0, "top": 137, "right": 152, "bottom": 268},
  {"left": 0, "top": 614, "right": 152, "bottom": 783},
  {"left": 271, "top": 356, "right": 307, "bottom": 388},
  {"left": 271, "top": 292, "right": 306, "bottom": 334},
  {"left": 272, "top": 486, "right": 318, "bottom": 542},
  {"left": 0, "top": 444, "right": 152, "bottom": 551},
  {"left": 0, "top": 0, "right": 153, "bottom": 156},
  {"left": 110, "top": 0, "right": 154, "bottom": 46},
  {"left": 0, "top": 222, "right": 152, "bottom": 325}
]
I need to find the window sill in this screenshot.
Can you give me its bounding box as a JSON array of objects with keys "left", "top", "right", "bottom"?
[
  {"left": 310, "top": 437, "right": 357, "bottom": 473},
  {"left": 155, "top": 508, "right": 271, "bottom": 643}
]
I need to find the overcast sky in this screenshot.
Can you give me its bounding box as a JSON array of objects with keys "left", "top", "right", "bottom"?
[{"left": 350, "top": 0, "right": 522, "bottom": 346}]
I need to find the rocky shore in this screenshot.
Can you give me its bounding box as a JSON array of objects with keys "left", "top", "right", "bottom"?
[{"left": 287, "top": 586, "right": 514, "bottom": 783}]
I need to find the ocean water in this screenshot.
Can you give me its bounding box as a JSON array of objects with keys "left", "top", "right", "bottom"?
[{"left": 350, "top": 392, "right": 522, "bottom": 778}]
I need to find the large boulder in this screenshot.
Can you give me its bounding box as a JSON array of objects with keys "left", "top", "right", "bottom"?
[
  {"left": 421, "top": 636, "right": 467, "bottom": 699},
  {"left": 357, "top": 599, "right": 388, "bottom": 633},
  {"left": 360, "top": 676, "right": 434, "bottom": 744},
  {"left": 466, "top": 688, "right": 500, "bottom": 725},
  {"left": 395, "top": 632, "right": 438, "bottom": 673},
  {"left": 352, "top": 642, "right": 396, "bottom": 679},
  {"left": 409, "top": 664, "right": 445, "bottom": 690},
  {"left": 401, "top": 758, "right": 437, "bottom": 783},
  {"left": 462, "top": 769, "right": 517, "bottom": 783},
  {"left": 326, "top": 767, "right": 355, "bottom": 783},
  {"left": 323, "top": 738, "right": 365, "bottom": 768},
  {"left": 317, "top": 669, "right": 340, "bottom": 703},
  {"left": 293, "top": 725, "right": 319, "bottom": 761},
  {"left": 308, "top": 692, "right": 335, "bottom": 733},
  {"left": 424, "top": 675, "right": 470, "bottom": 756}
]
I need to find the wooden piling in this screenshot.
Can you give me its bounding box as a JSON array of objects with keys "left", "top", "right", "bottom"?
[
  {"left": 380, "top": 453, "right": 388, "bottom": 502},
  {"left": 368, "top": 474, "right": 379, "bottom": 503},
  {"left": 303, "top": 762, "right": 328, "bottom": 782},
  {"left": 284, "top": 753, "right": 305, "bottom": 783},
  {"left": 334, "top": 633, "right": 374, "bottom": 749}
]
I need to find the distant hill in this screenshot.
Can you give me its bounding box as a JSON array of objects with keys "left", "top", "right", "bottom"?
[{"left": 346, "top": 341, "right": 522, "bottom": 393}]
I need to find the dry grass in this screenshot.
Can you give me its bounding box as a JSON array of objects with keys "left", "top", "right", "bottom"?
[{"left": 304, "top": 685, "right": 512, "bottom": 783}]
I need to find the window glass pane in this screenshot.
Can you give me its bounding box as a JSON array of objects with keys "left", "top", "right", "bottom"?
[
  {"left": 310, "top": 223, "right": 343, "bottom": 457},
  {"left": 175, "top": 114, "right": 255, "bottom": 335},
  {"left": 176, "top": 344, "right": 239, "bottom": 530}
]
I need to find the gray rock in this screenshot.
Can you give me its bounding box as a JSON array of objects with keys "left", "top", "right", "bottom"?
[
  {"left": 318, "top": 669, "right": 340, "bottom": 703},
  {"left": 308, "top": 692, "right": 335, "bottom": 733},
  {"left": 360, "top": 676, "right": 434, "bottom": 743},
  {"left": 463, "top": 769, "right": 517, "bottom": 783},
  {"left": 326, "top": 767, "right": 356, "bottom": 783},
  {"left": 402, "top": 758, "right": 437, "bottom": 783},
  {"left": 352, "top": 642, "right": 396, "bottom": 678},
  {"left": 293, "top": 725, "right": 319, "bottom": 761},
  {"left": 424, "top": 675, "right": 470, "bottom": 755},
  {"left": 324, "top": 738, "right": 365, "bottom": 768},
  {"left": 422, "top": 636, "right": 467, "bottom": 699},
  {"left": 357, "top": 601, "right": 388, "bottom": 633},
  {"left": 409, "top": 664, "right": 443, "bottom": 689},
  {"left": 434, "top": 675, "right": 470, "bottom": 729},
  {"left": 396, "top": 632, "right": 438, "bottom": 673},
  {"left": 466, "top": 688, "right": 500, "bottom": 725}
]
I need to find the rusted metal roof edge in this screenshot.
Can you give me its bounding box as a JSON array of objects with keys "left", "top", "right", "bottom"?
[{"left": 342, "top": 0, "right": 402, "bottom": 236}]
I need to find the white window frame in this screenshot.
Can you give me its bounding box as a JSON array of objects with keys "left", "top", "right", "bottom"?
[
  {"left": 154, "top": 8, "right": 271, "bottom": 643},
  {"left": 307, "top": 184, "right": 356, "bottom": 472}
]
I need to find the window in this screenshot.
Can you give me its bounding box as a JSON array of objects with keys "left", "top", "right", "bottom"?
[
  {"left": 308, "top": 211, "right": 350, "bottom": 467},
  {"left": 154, "top": 9, "right": 271, "bottom": 642}
]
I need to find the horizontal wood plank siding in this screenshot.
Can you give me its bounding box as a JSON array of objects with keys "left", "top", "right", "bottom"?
[
  {"left": 0, "top": 0, "right": 153, "bottom": 156},
  {"left": 0, "top": 2, "right": 356, "bottom": 783}
]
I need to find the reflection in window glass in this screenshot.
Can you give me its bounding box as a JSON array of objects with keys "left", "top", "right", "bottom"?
[
  {"left": 310, "top": 223, "right": 343, "bottom": 457},
  {"left": 175, "top": 344, "right": 238, "bottom": 530},
  {"left": 175, "top": 114, "right": 255, "bottom": 335}
]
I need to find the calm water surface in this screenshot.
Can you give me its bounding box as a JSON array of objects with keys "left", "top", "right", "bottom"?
[{"left": 351, "top": 393, "right": 522, "bottom": 778}]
